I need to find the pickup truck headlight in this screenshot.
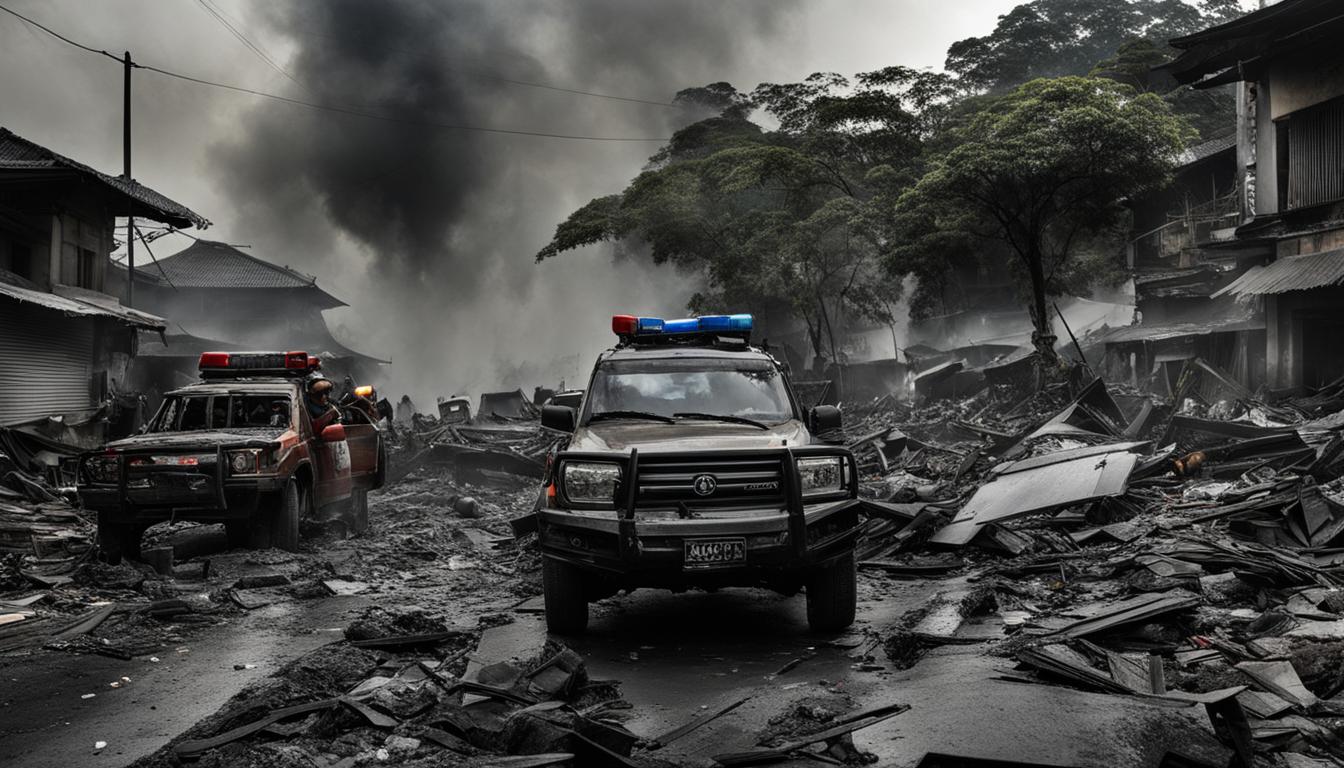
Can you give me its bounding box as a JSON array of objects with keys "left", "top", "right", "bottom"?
[
  {"left": 562, "top": 461, "right": 622, "bottom": 504},
  {"left": 228, "top": 449, "right": 265, "bottom": 475},
  {"left": 797, "top": 456, "right": 845, "bottom": 497}
]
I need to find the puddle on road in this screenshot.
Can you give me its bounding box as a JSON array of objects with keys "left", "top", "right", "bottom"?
[{"left": 569, "top": 587, "right": 861, "bottom": 739}]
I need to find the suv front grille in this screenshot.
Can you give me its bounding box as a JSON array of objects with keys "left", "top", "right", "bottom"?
[{"left": 634, "top": 454, "right": 786, "bottom": 510}]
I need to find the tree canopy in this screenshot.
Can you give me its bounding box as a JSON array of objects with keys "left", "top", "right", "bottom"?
[
  {"left": 535, "top": 0, "right": 1243, "bottom": 370},
  {"left": 891, "top": 77, "right": 1191, "bottom": 361}
]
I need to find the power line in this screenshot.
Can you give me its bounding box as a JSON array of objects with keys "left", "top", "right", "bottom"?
[
  {"left": 0, "top": 3, "right": 671, "bottom": 143},
  {"left": 193, "top": 0, "right": 308, "bottom": 92}
]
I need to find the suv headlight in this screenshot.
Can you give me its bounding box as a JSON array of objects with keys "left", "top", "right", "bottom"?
[
  {"left": 797, "top": 456, "right": 845, "bottom": 497},
  {"left": 562, "top": 461, "right": 622, "bottom": 504}
]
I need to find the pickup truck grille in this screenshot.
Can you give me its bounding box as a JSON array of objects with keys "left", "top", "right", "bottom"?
[{"left": 634, "top": 455, "right": 786, "bottom": 510}]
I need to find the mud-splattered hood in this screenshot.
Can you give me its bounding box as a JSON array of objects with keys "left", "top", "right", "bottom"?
[
  {"left": 101, "top": 429, "right": 284, "bottom": 453},
  {"left": 568, "top": 419, "right": 809, "bottom": 453}
]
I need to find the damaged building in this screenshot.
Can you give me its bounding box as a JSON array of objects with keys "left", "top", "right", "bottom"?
[
  {"left": 110, "top": 239, "right": 387, "bottom": 397},
  {"left": 1151, "top": 0, "right": 1344, "bottom": 393},
  {"left": 0, "top": 126, "right": 206, "bottom": 437}
]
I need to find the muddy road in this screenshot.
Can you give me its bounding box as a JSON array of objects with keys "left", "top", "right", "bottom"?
[{"left": 0, "top": 459, "right": 1236, "bottom": 768}]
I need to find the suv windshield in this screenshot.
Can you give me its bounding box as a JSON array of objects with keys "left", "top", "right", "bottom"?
[
  {"left": 152, "top": 393, "right": 292, "bottom": 432},
  {"left": 586, "top": 357, "right": 795, "bottom": 425}
]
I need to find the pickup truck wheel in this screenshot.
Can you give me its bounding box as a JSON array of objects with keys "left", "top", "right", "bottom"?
[
  {"left": 270, "top": 480, "right": 302, "bottom": 552},
  {"left": 347, "top": 489, "right": 369, "bottom": 535},
  {"left": 97, "top": 513, "right": 141, "bottom": 564},
  {"left": 805, "top": 551, "right": 857, "bottom": 632},
  {"left": 542, "top": 557, "right": 588, "bottom": 634}
]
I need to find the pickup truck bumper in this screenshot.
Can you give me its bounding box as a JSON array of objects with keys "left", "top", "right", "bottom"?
[
  {"left": 537, "top": 497, "right": 865, "bottom": 588},
  {"left": 79, "top": 452, "right": 286, "bottom": 525}
]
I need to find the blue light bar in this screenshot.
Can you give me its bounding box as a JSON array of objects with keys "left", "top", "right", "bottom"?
[
  {"left": 663, "top": 318, "right": 700, "bottom": 334},
  {"left": 624, "top": 313, "right": 754, "bottom": 337},
  {"left": 697, "top": 314, "right": 753, "bottom": 332}
]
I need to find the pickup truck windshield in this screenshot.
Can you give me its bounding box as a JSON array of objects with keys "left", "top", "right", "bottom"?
[
  {"left": 152, "top": 393, "right": 292, "bottom": 432},
  {"left": 587, "top": 358, "right": 795, "bottom": 425}
]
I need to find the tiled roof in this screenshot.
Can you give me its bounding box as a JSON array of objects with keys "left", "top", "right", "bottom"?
[
  {"left": 1179, "top": 134, "right": 1236, "bottom": 166},
  {"left": 147, "top": 240, "right": 345, "bottom": 307},
  {"left": 0, "top": 127, "right": 208, "bottom": 230}
]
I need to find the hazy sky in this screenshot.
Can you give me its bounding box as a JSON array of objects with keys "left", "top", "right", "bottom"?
[{"left": 0, "top": 0, "right": 1022, "bottom": 403}]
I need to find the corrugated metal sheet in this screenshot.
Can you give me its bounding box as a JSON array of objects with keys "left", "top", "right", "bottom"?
[
  {"left": 1287, "top": 97, "right": 1344, "bottom": 211},
  {"left": 1213, "top": 248, "right": 1344, "bottom": 297},
  {"left": 929, "top": 449, "right": 1140, "bottom": 546},
  {"left": 1103, "top": 317, "right": 1265, "bottom": 344},
  {"left": 0, "top": 300, "right": 94, "bottom": 425},
  {"left": 0, "top": 280, "right": 165, "bottom": 330},
  {"left": 0, "top": 128, "right": 207, "bottom": 230}
]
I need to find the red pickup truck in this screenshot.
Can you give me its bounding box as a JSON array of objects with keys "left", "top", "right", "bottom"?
[{"left": 77, "top": 351, "right": 386, "bottom": 562}]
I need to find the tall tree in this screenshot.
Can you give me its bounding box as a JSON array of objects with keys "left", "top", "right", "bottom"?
[
  {"left": 891, "top": 77, "right": 1191, "bottom": 365},
  {"left": 537, "top": 71, "right": 952, "bottom": 363}
]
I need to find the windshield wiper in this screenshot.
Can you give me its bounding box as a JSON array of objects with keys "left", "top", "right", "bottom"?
[
  {"left": 673, "top": 412, "right": 771, "bottom": 430},
  {"left": 587, "top": 410, "right": 676, "bottom": 424}
]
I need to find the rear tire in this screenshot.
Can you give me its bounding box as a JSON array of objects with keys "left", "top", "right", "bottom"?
[
  {"left": 97, "top": 513, "right": 142, "bottom": 564},
  {"left": 542, "top": 557, "right": 588, "bottom": 634},
  {"left": 806, "top": 551, "right": 857, "bottom": 632},
  {"left": 270, "top": 480, "right": 302, "bottom": 552}
]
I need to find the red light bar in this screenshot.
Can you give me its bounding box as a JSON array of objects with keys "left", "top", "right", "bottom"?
[
  {"left": 612, "top": 315, "right": 637, "bottom": 335},
  {"left": 284, "top": 351, "right": 308, "bottom": 369},
  {"left": 308, "top": 356, "right": 321, "bottom": 370},
  {"left": 199, "top": 352, "right": 230, "bottom": 368}
]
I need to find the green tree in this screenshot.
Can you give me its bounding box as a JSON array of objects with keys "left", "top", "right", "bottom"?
[
  {"left": 891, "top": 77, "right": 1191, "bottom": 364},
  {"left": 537, "top": 72, "right": 951, "bottom": 364},
  {"left": 945, "top": 0, "right": 1243, "bottom": 94}
]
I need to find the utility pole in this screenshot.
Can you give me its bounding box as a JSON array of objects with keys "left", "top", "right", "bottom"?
[{"left": 123, "top": 51, "right": 134, "bottom": 308}]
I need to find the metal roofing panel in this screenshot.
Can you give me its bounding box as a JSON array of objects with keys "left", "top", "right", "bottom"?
[
  {"left": 949, "top": 450, "right": 1139, "bottom": 527},
  {"left": 1214, "top": 248, "right": 1344, "bottom": 297},
  {"left": 1103, "top": 317, "right": 1266, "bottom": 344},
  {"left": 0, "top": 281, "right": 165, "bottom": 330}
]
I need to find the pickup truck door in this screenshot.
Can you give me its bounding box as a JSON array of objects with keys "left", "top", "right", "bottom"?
[
  {"left": 302, "top": 405, "right": 353, "bottom": 508},
  {"left": 339, "top": 405, "right": 381, "bottom": 489}
]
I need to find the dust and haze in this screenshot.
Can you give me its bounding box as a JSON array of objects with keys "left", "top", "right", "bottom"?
[{"left": 0, "top": 0, "right": 1022, "bottom": 406}]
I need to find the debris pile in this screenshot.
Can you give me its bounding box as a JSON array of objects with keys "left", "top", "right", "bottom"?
[
  {"left": 845, "top": 357, "right": 1344, "bottom": 765},
  {"left": 130, "top": 608, "right": 644, "bottom": 768}
]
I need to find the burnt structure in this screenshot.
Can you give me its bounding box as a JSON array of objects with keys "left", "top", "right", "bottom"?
[
  {"left": 1157, "top": 0, "right": 1344, "bottom": 392},
  {"left": 0, "top": 127, "right": 206, "bottom": 430},
  {"left": 110, "top": 239, "right": 387, "bottom": 397}
]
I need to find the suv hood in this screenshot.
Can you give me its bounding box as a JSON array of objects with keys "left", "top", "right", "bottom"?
[
  {"left": 569, "top": 419, "right": 809, "bottom": 452},
  {"left": 103, "top": 429, "right": 283, "bottom": 452}
]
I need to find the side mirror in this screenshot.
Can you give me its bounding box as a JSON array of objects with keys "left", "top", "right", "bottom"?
[
  {"left": 541, "top": 404, "right": 577, "bottom": 433},
  {"left": 809, "top": 405, "right": 842, "bottom": 433},
  {"left": 321, "top": 423, "right": 347, "bottom": 443}
]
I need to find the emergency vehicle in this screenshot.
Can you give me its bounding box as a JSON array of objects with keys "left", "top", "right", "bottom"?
[
  {"left": 77, "top": 351, "right": 386, "bottom": 562},
  {"left": 529, "top": 314, "right": 864, "bottom": 633}
]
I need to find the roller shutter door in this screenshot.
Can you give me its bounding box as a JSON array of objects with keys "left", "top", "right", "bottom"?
[{"left": 0, "top": 298, "right": 95, "bottom": 425}]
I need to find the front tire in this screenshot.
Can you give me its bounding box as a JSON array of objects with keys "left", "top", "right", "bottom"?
[
  {"left": 266, "top": 480, "right": 301, "bottom": 552},
  {"left": 806, "top": 551, "right": 857, "bottom": 632},
  {"left": 347, "top": 489, "right": 369, "bottom": 535},
  {"left": 542, "top": 557, "right": 588, "bottom": 634}
]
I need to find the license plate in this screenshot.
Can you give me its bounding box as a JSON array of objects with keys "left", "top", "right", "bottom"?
[{"left": 684, "top": 538, "right": 746, "bottom": 567}]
